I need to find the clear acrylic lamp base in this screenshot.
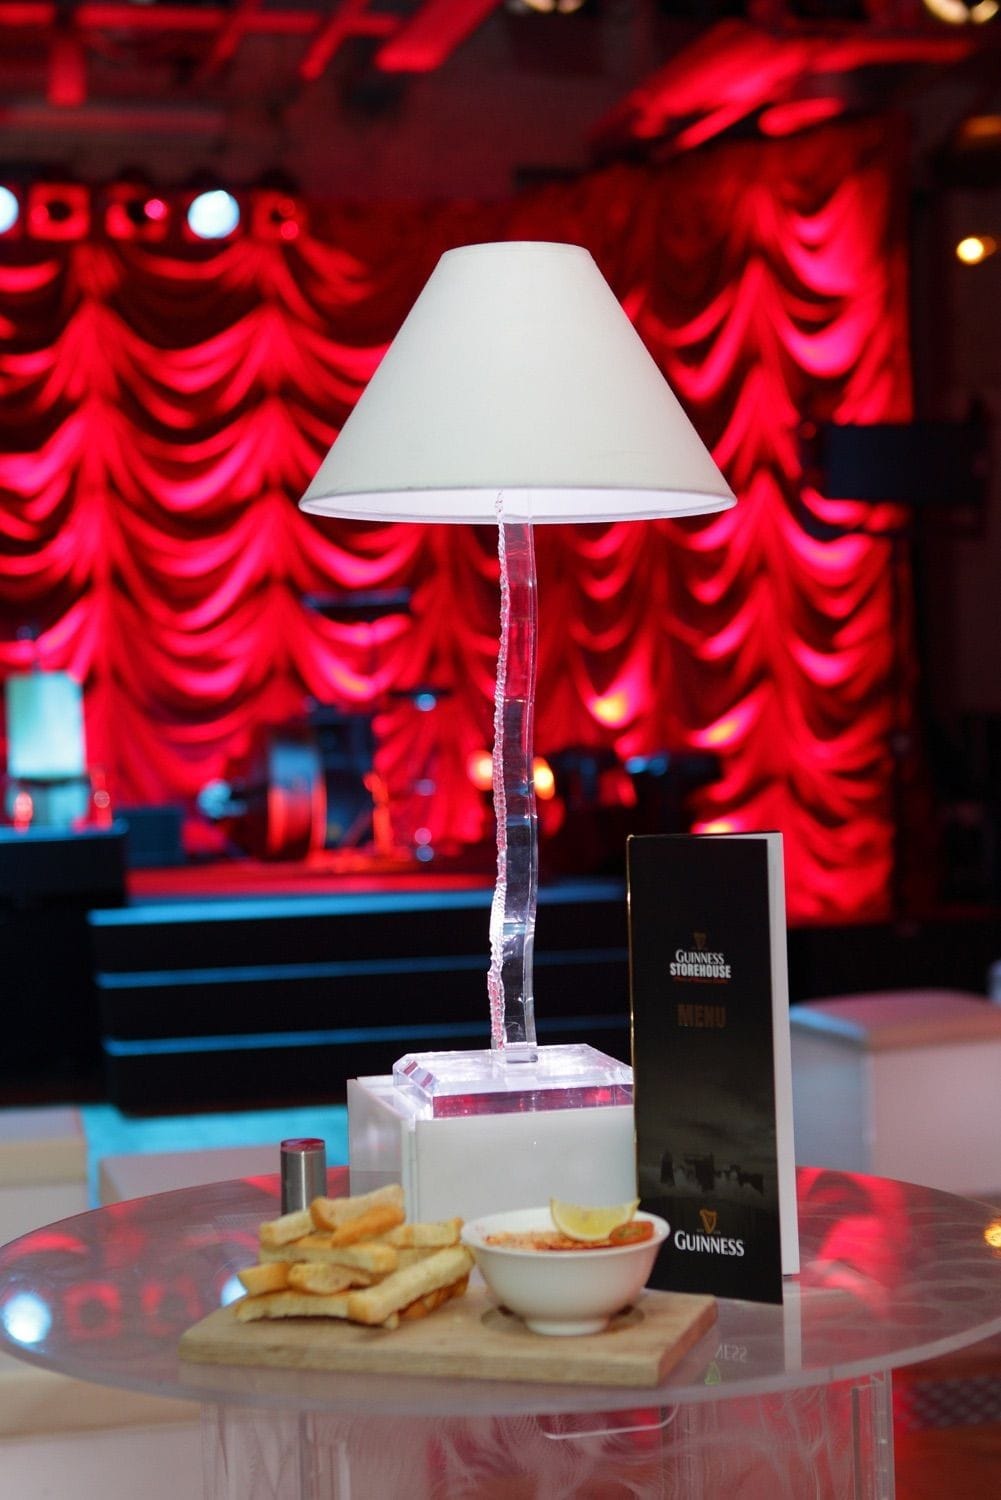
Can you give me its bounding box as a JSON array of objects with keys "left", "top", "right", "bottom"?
[
  {"left": 347, "top": 1045, "right": 637, "bottom": 1223},
  {"left": 392, "top": 1042, "right": 633, "bottom": 1119}
]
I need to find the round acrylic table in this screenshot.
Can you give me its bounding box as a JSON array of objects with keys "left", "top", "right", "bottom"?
[{"left": 1, "top": 1167, "right": 999, "bottom": 1499}]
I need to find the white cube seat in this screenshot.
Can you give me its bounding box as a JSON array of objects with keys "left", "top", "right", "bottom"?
[{"left": 790, "top": 989, "right": 1001, "bottom": 1199}]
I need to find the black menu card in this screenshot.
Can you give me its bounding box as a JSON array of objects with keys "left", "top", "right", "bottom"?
[{"left": 628, "top": 832, "right": 798, "bottom": 1305}]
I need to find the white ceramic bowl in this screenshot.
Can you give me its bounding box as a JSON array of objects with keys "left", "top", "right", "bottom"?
[{"left": 461, "top": 1207, "right": 669, "bottom": 1336}]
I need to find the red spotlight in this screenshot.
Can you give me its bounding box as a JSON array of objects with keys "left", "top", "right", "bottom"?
[
  {"left": 104, "top": 185, "right": 170, "bottom": 242},
  {"left": 252, "top": 191, "right": 306, "bottom": 242},
  {"left": 26, "top": 183, "right": 90, "bottom": 241}
]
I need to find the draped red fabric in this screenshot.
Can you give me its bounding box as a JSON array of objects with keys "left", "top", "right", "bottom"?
[{"left": 0, "top": 117, "right": 913, "bottom": 921}]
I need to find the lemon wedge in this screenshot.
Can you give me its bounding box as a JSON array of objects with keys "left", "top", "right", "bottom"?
[{"left": 549, "top": 1197, "right": 640, "bottom": 1243}]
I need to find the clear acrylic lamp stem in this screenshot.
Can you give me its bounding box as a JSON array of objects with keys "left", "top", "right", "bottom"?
[
  {"left": 393, "top": 498, "right": 633, "bottom": 1118},
  {"left": 487, "top": 508, "right": 538, "bottom": 1059}
]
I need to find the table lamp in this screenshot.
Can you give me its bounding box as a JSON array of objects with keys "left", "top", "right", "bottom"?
[
  {"left": 4, "top": 669, "right": 90, "bottom": 827},
  {"left": 301, "top": 241, "right": 736, "bottom": 1217}
]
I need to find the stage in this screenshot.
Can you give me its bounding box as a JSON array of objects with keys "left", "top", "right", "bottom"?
[
  {"left": 1, "top": 828, "right": 998, "bottom": 1115},
  {"left": 92, "top": 857, "right": 628, "bottom": 1114}
]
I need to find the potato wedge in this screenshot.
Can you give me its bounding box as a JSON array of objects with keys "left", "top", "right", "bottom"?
[
  {"left": 346, "top": 1246, "right": 473, "bottom": 1328},
  {"left": 236, "top": 1262, "right": 290, "bottom": 1296},
  {"left": 235, "top": 1290, "right": 351, "bottom": 1323},
  {"left": 287, "top": 1262, "right": 367, "bottom": 1295},
  {"left": 258, "top": 1208, "right": 314, "bottom": 1248},
  {"left": 328, "top": 1204, "right": 405, "bottom": 1246},
  {"left": 309, "top": 1184, "right": 405, "bottom": 1231},
  {"left": 381, "top": 1217, "right": 463, "bottom": 1249},
  {"left": 258, "top": 1239, "right": 398, "bottom": 1274},
  {"left": 397, "top": 1276, "right": 469, "bottom": 1322}
]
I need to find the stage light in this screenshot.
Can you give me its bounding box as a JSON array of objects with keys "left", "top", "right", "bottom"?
[
  {"left": 414, "top": 825, "right": 436, "bottom": 862},
  {"left": 590, "top": 691, "right": 630, "bottom": 728},
  {"left": 468, "top": 750, "right": 557, "bottom": 800},
  {"left": 532, "top": 757, "right": 556, "bottom": 801},
  {"left": 921, "top": 0, "right": 997, "bottom": 22},
  {"left": 467, "top": 749, "right": 494, "bottom": 792},
  {"left": 0, "top": 186, "right": 21, "bottom": 235},
  {"left": 955, "top": 234, "right": 998, "bottom": 264},
  {"left": 186, "top": 190, "right": 241, "bottom": 241},
  {"left": 26, "top": 183, "right": 90, "bottom": 241},
  {"left": 105, "top": 185, "right": 170, "bottom": 241},
  {"left": 252, "top": 190, "right": 306, "bottom": 243},
  {"left": 957, "top": 114, "right": 1001, "bottom": 145}
]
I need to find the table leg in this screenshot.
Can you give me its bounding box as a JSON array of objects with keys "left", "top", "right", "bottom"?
[
  {"left": 855, "top": 1370, "right": 896, "bottom": 1500},
  {"left": 200, "top": 1376, "right": 896, "bottom": 1500},
  {"left": 663, "top": 1375, "right": 895, "bottom": 1499},
  {"left": 201, "top": 1408, "right": 440, "bottom": 1499},
  {"left": 425, "top": 1378, "right": 895, "bottom": 1499},
  {"left": 201, "top": 1406, "right": 311, "bottom": 1500}
]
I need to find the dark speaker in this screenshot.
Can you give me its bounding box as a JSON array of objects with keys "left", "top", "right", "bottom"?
[
  {"left": 119, "top": 805, "right": 186, "bottom": 869},
  {"left": 0, "top": 824, "right": 125, "bottom": 1082},
  {"left": 812, "top": 414, "right": 991, "bottom": 512}
]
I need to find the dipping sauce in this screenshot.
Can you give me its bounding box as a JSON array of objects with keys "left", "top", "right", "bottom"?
[{"left": 483, "top": 1221, "right": 655, "bottom": 1253}]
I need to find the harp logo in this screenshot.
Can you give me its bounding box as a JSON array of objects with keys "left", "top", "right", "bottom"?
[
  {"left": 670, "top": 932, "right": 731, "bottom": 982},
  {"left": 699, "top": 1208, "right": 718, "bottom": 1235}
]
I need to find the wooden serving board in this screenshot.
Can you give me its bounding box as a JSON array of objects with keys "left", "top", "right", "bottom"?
[{"left": 179, "top": 1284, "right": 716, "bottom": 1388}]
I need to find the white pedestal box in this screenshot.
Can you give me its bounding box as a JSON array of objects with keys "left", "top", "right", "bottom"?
[{"left": 347, "top": 1075, "right": 637, "bottom": 1222}]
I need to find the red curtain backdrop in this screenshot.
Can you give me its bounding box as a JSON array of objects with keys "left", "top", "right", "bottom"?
[{"left": 0, "top": 118, "right": 914, "bottom": 921}]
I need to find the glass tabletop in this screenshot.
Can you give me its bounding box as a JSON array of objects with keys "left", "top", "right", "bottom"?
[{"left": 1, "top": 1168, "right": 999, "bottom": 1419}]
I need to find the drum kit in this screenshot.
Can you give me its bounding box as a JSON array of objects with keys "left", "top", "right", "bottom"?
[
  {"left": 197, "top": 589, "right": 450, "bottom": 861},
  {"left": 195, "top": 591, "right": 720, "bottom": 866}
]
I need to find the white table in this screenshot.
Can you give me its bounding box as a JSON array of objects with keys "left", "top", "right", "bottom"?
[{"left": 2, "top": 1167, "right": 1000, "bottom": 1498}]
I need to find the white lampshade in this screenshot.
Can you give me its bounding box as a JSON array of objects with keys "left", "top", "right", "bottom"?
[{"left": 300, "top": 241, "right": 736, "bottom": 524}]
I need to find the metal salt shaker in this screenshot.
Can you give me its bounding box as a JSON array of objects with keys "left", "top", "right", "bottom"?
[{"left": 280, "top": 1137, "right": 327, "bottom": 1213}]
